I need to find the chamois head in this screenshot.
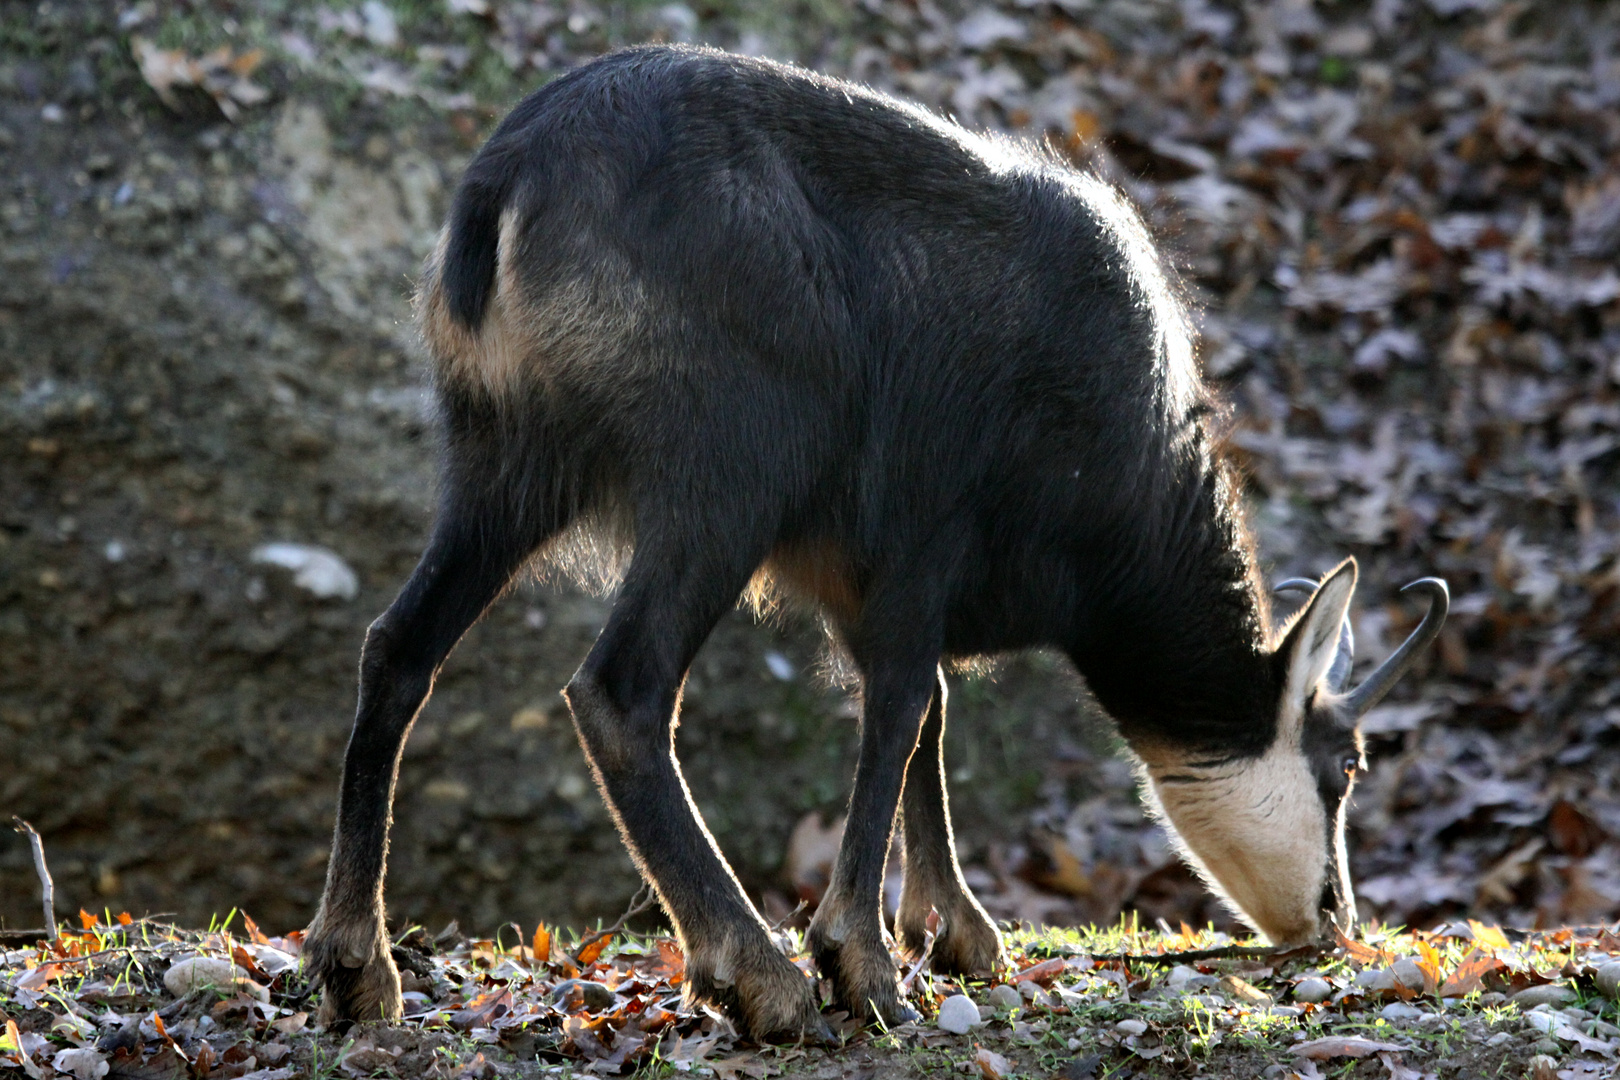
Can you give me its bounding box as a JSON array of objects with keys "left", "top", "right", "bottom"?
[{"left": 1143, "top": 559, "right": 1449, "bottom": 946}]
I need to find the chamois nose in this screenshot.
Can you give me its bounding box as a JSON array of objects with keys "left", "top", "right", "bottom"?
[{"left": 1320, "top": 881, "right": 1356, "bottom": 938}]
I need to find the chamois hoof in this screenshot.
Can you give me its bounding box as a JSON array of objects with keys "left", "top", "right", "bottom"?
[
  {"left": 686, "top": 937, "right": 830, "bottom": 1045},
  {"left": 304, "top": 922, "right": 403, "bottom": 1027},
  {"left": 897, "top": 891, "right": 1004, "bottom": 978},
  {"left": 806, "top": 923, "right": 915, "bottom": 1029},
  {"left": 927, "top": 908, "right": 1004, "bottom": 978}
]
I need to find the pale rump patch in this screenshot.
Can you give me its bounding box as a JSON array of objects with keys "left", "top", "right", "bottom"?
[
  {"left": 1140, "top": 737, "right": 1328, "bottom": 946},
  {"left": 415, "top": 210, "right": 652, "bottom": 397}
]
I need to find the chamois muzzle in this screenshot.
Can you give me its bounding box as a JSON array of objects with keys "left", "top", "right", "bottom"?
[{"left": 1277, "top": 577, "right": 1449, "bottom": 718}]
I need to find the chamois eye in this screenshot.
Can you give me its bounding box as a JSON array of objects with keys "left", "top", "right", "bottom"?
[{"left": 1342, "top": 757, "right": 1359, "bottom": 777}]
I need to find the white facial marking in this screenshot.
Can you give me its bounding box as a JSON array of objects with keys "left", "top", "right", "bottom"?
[{"left": 1141, "top": 735, "right": 1328, "bottom": 947}]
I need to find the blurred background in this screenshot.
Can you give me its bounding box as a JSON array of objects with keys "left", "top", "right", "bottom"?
[{"left": 2, "top": 0, "right": 1618, "bottom": 942}]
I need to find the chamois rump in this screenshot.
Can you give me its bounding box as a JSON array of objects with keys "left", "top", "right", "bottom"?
[{"left": 304, "top": 45, "right": 1448, "bottom": 1041}]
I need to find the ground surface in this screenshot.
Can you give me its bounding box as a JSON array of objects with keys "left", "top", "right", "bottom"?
[
  {"left": 4, "top": 0, "right": 1620, "bottom": 1050},
  {"left": 6, "top": 914, "right": 1620, "bottom": 1079}
]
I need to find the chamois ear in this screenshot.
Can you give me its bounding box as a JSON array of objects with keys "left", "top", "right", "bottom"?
[{"left": 1281, "top": 559, "right": 1358, "bottom": 715}]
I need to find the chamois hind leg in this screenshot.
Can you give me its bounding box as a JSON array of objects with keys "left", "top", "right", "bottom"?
[
  {"left": 563, "top": 525, "right": 830, "bottom": 1044},
  {"left": 307, "top": 448, "right": 563, "bottom": 1026},
  {"left": 896, "top": 669, "right": 1004, "bottom": 977},
  {"left": 807, "top": 604, "right": 942, "bottom": 1026}
]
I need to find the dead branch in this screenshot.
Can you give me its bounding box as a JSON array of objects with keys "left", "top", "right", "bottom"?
[{"left": 12, "top": 817, "right": 55, "bottom": 942}]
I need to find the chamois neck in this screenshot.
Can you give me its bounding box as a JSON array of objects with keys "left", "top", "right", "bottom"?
[{"left": 1077, "top": 449, "right": 1278, "bottom": 757}]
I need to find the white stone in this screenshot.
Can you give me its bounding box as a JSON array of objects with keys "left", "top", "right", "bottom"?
[
  {"left": 1596, "top": 961, "right": 1620, "bottom": 999},
  {"left": 937, "top": 994, "right": 982, "bottom": 1035},
  {"left": 1381, "top": 1002, "right": 1424, "bottom": 1021},
  {"left": 1114, "top": 1018, "right": 1148, "bottom": 1036},
  {"left": 251, "top": 542, "right": 359, "bottom": 600}
]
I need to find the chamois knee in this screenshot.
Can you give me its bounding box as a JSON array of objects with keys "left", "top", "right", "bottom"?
[{"left": 563, "top": 666, "right": 669, "bottom": 779}]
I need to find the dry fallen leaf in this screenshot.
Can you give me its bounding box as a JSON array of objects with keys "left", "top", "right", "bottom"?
[{"left": 1293, "top": 1036, "right": 1408, "bottom": 1060}]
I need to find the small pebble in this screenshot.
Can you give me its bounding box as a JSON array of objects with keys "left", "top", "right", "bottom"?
[
  {"left": 1530, "top": 1043, "right": 1560, "bottom": 1063},
  {"left": 1293, "top": 977, "right": 1332, "bottom": 1004},
  {"left": 1596, "top": 961, "right": 1620, "bottom": 999},
  {"left": 1018, "top": 980, "right": 1041, "bottom": 1002},
  {"left": 1484, "top": 1031, "right": 1513, "bottom": 1048},
  {"left": 1268, "top": 1005, "right": 1303, "bottom": 1018},
  {"left": 1114, "top": 1018, "right": 1148, "bottom": 1036},
  {"left": 1513, "top": 984, "right": 1576, "bottom": 1009},
  {"left": 936, "top": 994, "right": 981, "bottom": 1035},
  {"left": 1066, "top": 1037, "right": 1082, "bottom": 1051},
  {"left": 988, "top": 983, "right": 1023, "bottom": 1010},
  {"left": 1380, "top": 1002, "right": 1424, "bottom": 1022}
]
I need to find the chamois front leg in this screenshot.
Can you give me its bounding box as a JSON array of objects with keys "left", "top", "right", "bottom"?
[
  {"left": 896, "top": 670, "right": 1003, "bottom": 977},
  {"left": 307, "top": 503, "right": 538, "bottom": 1026},
  {"left": 808, "top": 648, "right": 939, "bottom": 1026}
]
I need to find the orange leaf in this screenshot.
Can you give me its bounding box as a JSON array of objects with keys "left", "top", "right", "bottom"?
[
  {"left": 1414, "top": 940, "right": 1443, "bottom": 993},
  {"left": 78, "top": 910, "right": 99, "bottom": 930},
  {"left": 1468, "top": 921, "right": 1511, "bottom": 952},
  {"left": 577, "top": 935, "right": 609, "bottom": 967},
  {"left": 242, "top": 914, "right": 269, "bottom": 945},
  {"left": 1010, "top": 958, "right": 1066, "bottom": 987},
  {"left": 116, "top": 912, "right": 133, "bottom": 926},
  {"left": 1439, "top": 950, "right": 1506, "bottom": 998},
  {"left": 532, "top": 924, "right": 551, "bottom": 964},
  {"left": 1334, "top": 927, "right": 1395, "bottom": 966}
]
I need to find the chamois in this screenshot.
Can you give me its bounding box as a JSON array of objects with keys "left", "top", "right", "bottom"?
[{"left": 304, "top": 45, "right": 1448, "bottom": 1042}]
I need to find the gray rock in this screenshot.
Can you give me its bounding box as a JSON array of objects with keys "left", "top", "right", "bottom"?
[
  {"left": 1354, "top": 968, "right": 1396, "bottom": 992},
  {"left": 1293, "top": 977, "right": 1333, "bottom": 1004},
  {"left": 1596, "top": 961, "right": 1620, "bottom": 999},
  {"left": 1513, "top": 984, "right": 1576, "bottom": 1009},
  {"left": 1114, "top": 1018, "right": 1148, "bottom": 1036},
  {"left": 1166, "top": 964, "right": 1199, "bottom": 988},
  {"left": 1391, "top": 958, "right": 1427, "bottom": 990},
  {"left": 550, "top": 979, "right": 615, "bottom": 1012},
  {"left": 988, "top": 983, "right": 1023, "bottom": 1010},
  {"left": 1018, "top": 980, "right": 1042, "bottom": 1001},
  {"left": 937, "top": 994, "right": 981, "bottom": 1035},
  {"left": 1381, "top": 1002, "right": 1424, "bottom": 1021},
  {"left": 1484, "top": 1032, "right": 1514, "bottom": 1048}
]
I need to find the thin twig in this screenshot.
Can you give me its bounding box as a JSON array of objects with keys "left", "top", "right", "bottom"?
[
  {"left": 571, "top": 883, "right": 659, "bottom": 962},
  {"left": 767, "top": 899, "right": 807, "bottom": 933},
  {"left": 1086, "top": 942, "right": 1323, "bottom": 966},
  {"left": 12, "top": 817, "right": 55, "bottom": 941}
]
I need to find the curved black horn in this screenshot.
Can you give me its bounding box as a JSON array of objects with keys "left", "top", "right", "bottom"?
[
  {"left": 1344, "top": 578, "right": 1449, "bottom": 717},
  {"left": 1275, "top": 578, "right": 1355, "bottom": 691}
]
